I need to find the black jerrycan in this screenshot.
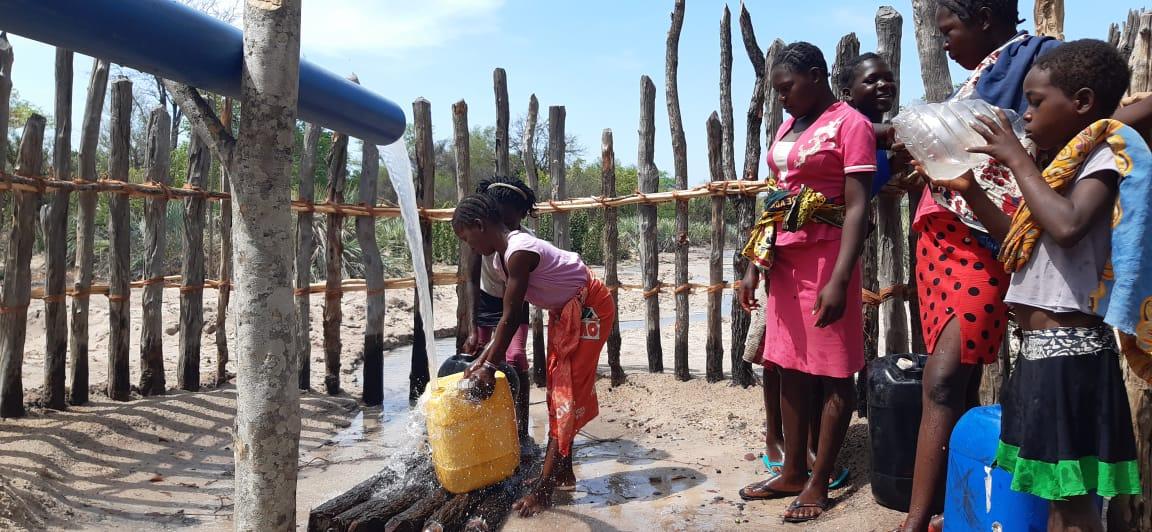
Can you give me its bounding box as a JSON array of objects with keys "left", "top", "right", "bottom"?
[
  {"left": 437, "top": 354, "right": 521, "bottom": 399},
  {"left": 867, "top": 353, "right": 929, "bottom": 512}
]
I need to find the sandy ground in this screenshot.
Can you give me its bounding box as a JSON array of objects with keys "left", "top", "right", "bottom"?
[{"left": 1, "top": 250, "right": 902, "bottom": 530}]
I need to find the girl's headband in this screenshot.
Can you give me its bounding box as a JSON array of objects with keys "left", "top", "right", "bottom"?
[{"left": 487, "top": 182, "right": 528, "bottom": 200}]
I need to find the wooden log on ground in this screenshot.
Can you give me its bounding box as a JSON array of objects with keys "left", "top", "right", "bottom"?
[
  {"left": 493, "top": 68, "right": 510, "bottom": 176},
  {"left": 215, "top": 98, "right": 233, "bottom": 386},
  {"left": 69, "top": 58, "right": 109, "bottom": 406},
  {"left": 1034, "top": 0, "right": 1065, "bottom": 40},
  {"left": 423, "top": 489, "right": 485, "bottom": 532},
  {"left": 523, "top": 95, "right": 546, "bottom": 388},
  {"left": 323, "top": 129, "right": 350, "bottom": 396},
  {"left": 729, "top": 16, "right": 769, "bottom": 388},
  {"left": 666, "top": 0, "right": 690, "bottom": 382},
  {"left": 454, "top": 100, "right": 475, "bottom": 354},
  {"left": 410, "top": 98, "right": 434, "bottom": 403},
  {"left": 308, "top": 469, "right": 398, "bottom": 531},
  {"left": 297, "top": 123, "right": 321, "bottom": 390},
  {"left": 338, "top": 483, "right": 432, "bottom": 532},
  {"left": 549, "top": 106, "right": 569, "bottom": 251},
  {"left": 705, "top": 113, "right": 725, "bottom": 383},
  {"left": 463, "top": 456, "right": 543, "bottom": 532},
  {"left": 382, "top": 489, "right": 450, "bottom": 532},
  {"left": 876, "top": 7, "right": 910, "bottom": 356},
  {"left": 107, "top": 78, "right": 133, "bottom": 402},
  {"left": 601, "top": 129, "right": 624, "bottom": 386},
  {"left": 360, "top": 110, "right": 387, "bottom": 406},
  {"left": 638, "top": 76, "right": 663, "bottom": 374},
  {"left": 139, "top": 105, "right": 172, "bottom": 396},
  {"left": 0, "top": 115, "right": 45, "bottom": 418},
  {"left": 180, "top": 107, "right": 211, "bottom": 393},
  {"left": 43, "top": 48, "right": 72, "bottom": 410}
]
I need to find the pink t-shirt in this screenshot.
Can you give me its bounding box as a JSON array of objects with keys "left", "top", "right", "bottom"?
[
  {"left": 493, "top": 231, "right": 588, "bottom": 311},
  {"left": 767, "top": 101, "right": 877, "bottom": 247}
]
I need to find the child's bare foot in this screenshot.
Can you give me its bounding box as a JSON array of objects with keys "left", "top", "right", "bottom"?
[{"left": 512, "top": 481, "right": 554, "bottom": 517}]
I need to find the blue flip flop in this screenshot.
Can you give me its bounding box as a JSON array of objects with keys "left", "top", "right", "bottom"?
[
  {"left": 761, "top": 456, "right": 784, "bottom": 475},
  {"left": 827, "top": 466, "right": 850, "bottom": 490}
]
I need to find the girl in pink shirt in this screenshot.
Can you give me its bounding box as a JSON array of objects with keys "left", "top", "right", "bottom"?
[{"left": 453, "top": 193, "right": 615, "bottom": 518}]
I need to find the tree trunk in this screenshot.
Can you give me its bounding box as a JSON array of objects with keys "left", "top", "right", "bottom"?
[
  {"left": 876, "top": 7, "right": 910, "bottom": 356},
  {"left": 730, "top": 21, "right": 772, "bottom": 388},
  {"left": 43, "top": 48, "right": 72, "bottom": 410},
  {"left": 453, "top": 101, "right": 475, "bottom": 355},
  {"left": 705, "top": 113, "right": 726, "bottom": 383},
  {"left": 139, "top": 105, "right": 172, "bottom": 396},
  {"left": 493, "top": 68, "right": 510, "bottom": 176},
  {"left": 69, "top": 58, "right": 109, "bottom": 406},
  {"left": 410, "top": 98, "right": 434, "bottom": 404},
  {"left": 216, "top": 99, "right": 234, "bottom": 387},
  {"left": 359, "top": 113, "right": 386, "bottom": 407},
  {"left": 912, "top": 0, "right": 955, "bottom": 103},
  {"left": 522, "top": 94, "right": 546, "bottom": 388},
  {"left": 549, "top": 106, "right": 569, "bottom": 250},
  {"left": 0, "top": 115, "right": 45, "bottom": 418},
  {"left": 323, "top": 131, "right": 349, "bottom": 396},
  {"left": 232, "top": 0, "right": 303, "bottom": 527},
  {"left": 1034, "top": 0, "right": 1065, "bottom": 40},
  {"left": 180, "top": 108, "right": 211, "bottom": 393},
  {"left": 601, "top": 129, "right": 624, "bottom": 386},
  {"left": 1129, "top": 13, "right": 1152, "bottom": 95},
  {"left": 297, "top": 123, "right": 321, "bottom": 390},
  {"left": 638, "top": 76, "right": 663, "bottom": 374},
  {"left": 720, "top": 6, "right": 737, "bottom": 184},
  {"left": 107, "top": 78, "right": 133, "bottom": 403},
  {"left": 666, "top": 0, "right": 690, "bottom": 382}
]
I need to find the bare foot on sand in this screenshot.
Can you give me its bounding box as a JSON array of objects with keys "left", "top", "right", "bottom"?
[{"left": 513, "top": 481, "right": 554, "bottom": 517}]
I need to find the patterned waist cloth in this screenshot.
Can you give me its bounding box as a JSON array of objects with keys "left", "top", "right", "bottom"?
[{"left": 1019, "top": 325, "right": 1117, "bottom": 361}]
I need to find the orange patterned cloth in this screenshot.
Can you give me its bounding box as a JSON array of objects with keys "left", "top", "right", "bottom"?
[{"left": 547, "top": 275, "right": 615, "bottom": 457}]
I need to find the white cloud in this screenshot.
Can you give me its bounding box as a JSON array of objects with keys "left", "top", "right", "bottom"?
[{"left": 299, "top": 0, "right": 505, "bottom": 56}]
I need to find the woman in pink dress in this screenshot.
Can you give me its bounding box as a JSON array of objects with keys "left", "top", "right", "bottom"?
[{"left": 735, "top": 41, "right": 875, "bottom": 523}]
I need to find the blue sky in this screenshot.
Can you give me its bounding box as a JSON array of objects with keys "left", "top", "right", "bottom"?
[{"left": 3, "top": 0, "right": 1141, "bottom": 185}]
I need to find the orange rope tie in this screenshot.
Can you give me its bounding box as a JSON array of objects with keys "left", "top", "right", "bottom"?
[
  {"left": 40, "top": 294, "right": 67, "bottom": 303},
  {"left": 642, "top": 282, "right": 664, "bottom": 299},
  {"left": 68, "top": 290, "right": 92, "bottom": 300},
  {"left": 366, "top": 288, "right": 387, "bottom": 296},
  {"left": 705, "top": 282, "right": 729, "bottom": 294},
  {"left": 108, "top": 295, "right": 130, "bottom": 303},
  {"left": 673, "top": 284, "right": 694, "bottom": 295},
  {"left": 138, "top": 277, "right": 167, "bottom": 287},
  {"left": 0, "top": 304, "right": 29, "bottom": 315},
  {"left": 292, "top": 287, "right": 310, "bottom": 297},
  {"left": 324, "top": 289, "right": 343, "bottom": 300}
]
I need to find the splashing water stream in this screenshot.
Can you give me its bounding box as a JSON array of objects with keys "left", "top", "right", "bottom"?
[{"left": 380, "top": 140, "right": 441, "bottom": 394}]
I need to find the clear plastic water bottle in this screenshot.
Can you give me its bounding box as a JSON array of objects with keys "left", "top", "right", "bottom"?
[{"left": 892, "top": 99, "right": 1025, "bottom": 181}]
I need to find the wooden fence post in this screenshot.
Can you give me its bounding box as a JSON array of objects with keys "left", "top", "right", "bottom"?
[
  {"left": 180, "top": 107, "right": 211, "bottom": 392},
  {"left": 215, "top": 99, "right": 234, "bottom": 385},
  {"left": 720, "top": 6, "right": 737, "bottom": 185},
  {"left": 638, "top": 76, "right": 663, "bottom": 374},
  {"left": 666, "top": 0, "right": 690, "bottom": 382},
  {"left": 140, "top": 105, "right": 172, "bottom": 396},
  {"left": 523, "top": 95, "right": 547, "bottom": 388},
  {"left": 43, "top": 49, "right": 72, "bottom": 410},
  {"left": 323, "top": 129, "right": 349, "bottom": 396},
  {"left": 876, "top": 7, "right": 911, "bottom": 356},
  {"left": 0, "top": 114, "right": 45, "bottom": 418},
  {"left": 107, "top": 77, "right": 133, "bottom": 402},
  {"left": 493, "top": 69, "right": 510, "bottom": 176},
  {"left": 360, "top": 129, "right": 386, "bottom": 406},
  {"left": 730, "top": 6, "right": 766, "bottom": 387},
  {"left": 705, "top": 113, "right": 726, "bottom": 383},
  {"left": 0, "top": 33, "right": 10, "bottom": 175},
  {"left": 453, "top": 101, "right": 475, "bottom": 354},
  {"left": 69, "top": 58, "right": 109, "bottom": 406},
  {"left": 410, "top": 98, "right": 434, "bottom": 403},
  {"left": 1034, "top": 0, "right": 1065, "bottom": 40},
  {"left": 549, "top": 106, "right": 569, "bottom": 251},
  {"left": 831, "top": 33, "right": 860, "bottom": 95},
  {"left": 601, "top": 129, "right": 625, "bottom": 386},
  {"left": 1129, "top": 13, "right": 1152, "bottom": 95},
  {"left": 296, "top": 123, "right": 320, "bottom": 390}
]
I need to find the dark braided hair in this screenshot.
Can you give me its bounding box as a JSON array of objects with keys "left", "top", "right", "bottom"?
[
  {"left": 835, "top": 52, "right": 884, "bottom": 95},
  {"left": 1033, "top": 39, "right": 1130, "bottom": 116},
  {"left": 476, "top": 175, "right": 538, "bottom": 217},
  {"left": 938, "top": 0, "right": 1023, "bottom": 26},
  {"left": 771, "top": 41, "right": 829, "bottom": 78},
  {"left": 451, "top": 193, "right": 502, "bottom": 228}
]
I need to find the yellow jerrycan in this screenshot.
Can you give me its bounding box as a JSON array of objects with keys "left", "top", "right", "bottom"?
[{"left": 425, "top": 371, "right": 520, "bottom": 494}]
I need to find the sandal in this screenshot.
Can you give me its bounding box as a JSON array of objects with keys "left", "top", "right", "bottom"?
[
  {"left": 782, "top": 498, "right": 830, "bottom": 523},
  {"left": 738, "top": 480, "right": 801, "bottom": 501},
  {"left": 827, "top": 466, "right": 850, "bottom": 490},
  {"left": 760, "top": 456, "right": 784, "bottom": 475}
]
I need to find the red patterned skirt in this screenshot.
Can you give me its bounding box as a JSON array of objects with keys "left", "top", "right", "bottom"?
[{"left": 914, "top": 211, "right": 1011, "bottom": 365}]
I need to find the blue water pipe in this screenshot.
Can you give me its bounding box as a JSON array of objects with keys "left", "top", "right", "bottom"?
[{"left": 0, "top": 0, "right": 406, "bottom": 145}]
